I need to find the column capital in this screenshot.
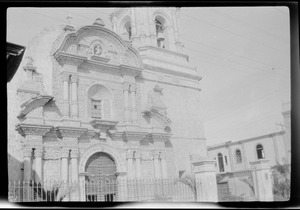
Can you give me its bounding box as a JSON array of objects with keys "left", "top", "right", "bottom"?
[
  {"left": 16, "top": 124, "right": 53, "bottom": 137},
  {"left": 123, "top": 82, "right": 131, "bottom": 91},
  {"left": 55, "top": 126, "right": 87, "bottom": 138},
  {"left": 159, "top": 152, "right": 166, "bottom": 159},
  {"left": 34, "top": 147, "right": 44, "bottom": 158},
  {"left": 61, "top": 147, "right": 70, "bottom": 158},
  {"left": 126, "top": 150, "right": 134, "bottom": 159},
  {"left": 61, "top": 72, "right": 70, "bottom": 82},
  {"left": 70, "top": 148, "right": 79, "bottom": 159},
  {"left": 153, "top": 151, "right": 160, "bottom": 159},
  {"left": 23, "top": 146, "right": 33, "bottom": 157},
  {"left": 70, "top": 74, "right": 78, "bottom": 83},
  {"left": 129, "top": 83, "right": 137, "bottom": 92}
]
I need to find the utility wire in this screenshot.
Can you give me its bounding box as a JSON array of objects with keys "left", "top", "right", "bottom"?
[
  {"left": 180, "top": 11, "right": 289, "bottom": 54},
  {"left": 208, "top": 8, "right": 288, "bottom": 44}
]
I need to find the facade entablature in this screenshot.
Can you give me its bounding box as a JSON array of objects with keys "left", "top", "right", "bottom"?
[{"left": 141, "top": 70, "right": 202, "bottom": 91}]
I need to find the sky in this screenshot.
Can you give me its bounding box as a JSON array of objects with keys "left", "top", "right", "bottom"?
[{"left": 7, "top": 7, "right": 290, "bottom": 146}]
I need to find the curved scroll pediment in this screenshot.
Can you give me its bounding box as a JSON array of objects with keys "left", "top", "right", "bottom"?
[
  {"left": 54, "top": 25, "right": 143, "bottom": 69},
  {"left": 18, "top": 95, "right": 53, "bottom": 118}
]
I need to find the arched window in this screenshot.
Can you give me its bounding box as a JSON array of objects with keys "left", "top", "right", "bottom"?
[
  {"left": 155, "top": 18, "right": 165, "bottom": 49},
  {"left": 236, "top": 149, "right": 242, "bottom": 164},
  {"left": 217, "top": 153, "right": 224, "bottom": 172},
  {"left": 256, "top": 144, "right": 265, "bottom": 159},
  {"left": 123, "top": 21, "right": 132, "bottom": 41},
  {"left": 87, "top": 84, "right": 112, "bottom": 119}
]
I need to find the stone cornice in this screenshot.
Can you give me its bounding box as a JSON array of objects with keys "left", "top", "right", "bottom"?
[
  {"left": 149, "top": 133, "right": 172, "bottom": 142},
  {"left": 123, "top": 131, "right": 149, "bottom": 142},
  {"left": 138, "top": 45, "right": 190, "bottom": 61},
  {"left": 82, "top": 60, "right": 143, "bottom": 77},
  {"left": 55, "top": 126, "right": 87, "bottom": 138},
  {"left": 54, "top": 51, "right": 86, "bottom": 66},
  {"left": 143, "top": 63, "right": 202, "bottom": 81},
  {"left": 16, "top": 124, "right": 53, "bottom": 137}
]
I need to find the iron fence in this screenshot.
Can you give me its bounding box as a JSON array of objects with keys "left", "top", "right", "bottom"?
[{"left": 8, "top": 178, "right": 200, "bottom": 202}]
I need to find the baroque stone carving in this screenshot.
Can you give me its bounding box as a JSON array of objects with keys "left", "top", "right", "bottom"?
[
  {"left": 55, "top": 126, "right": 87, "bottom": 138},
  {"left": 43, "top": 147, "right": 61, "bottom": 159},
  {"left": 142, "top": 84, "right": 172, "bottom": 129},
  {"left": 16, "top": 124, "right": 53, "bottom": 137},
  {"left": 23, "top": 146, "right": 33, "bottom": 157},
  {"left": 34, "top": 147, "right": 44, "bottom": 158}
]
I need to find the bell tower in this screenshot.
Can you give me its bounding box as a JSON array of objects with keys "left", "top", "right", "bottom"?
[{"left": 110, "top": 8, "right": 184, "bottom": 52}]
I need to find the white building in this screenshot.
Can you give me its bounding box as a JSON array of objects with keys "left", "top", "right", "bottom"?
[{"left": 208, "top": 101, "right": 291, "bottom": 173}]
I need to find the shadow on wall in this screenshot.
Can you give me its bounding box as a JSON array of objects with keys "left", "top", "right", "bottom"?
[{"left": 8, "top": 153, "right": 76, "bottom": 202}]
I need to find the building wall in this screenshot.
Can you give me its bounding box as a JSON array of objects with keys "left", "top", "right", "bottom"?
[
  {"left": 208, "top": 132, "right": 288, "bottom": 173},
  {"left": 7, "top": 8, "right": 207, "bottom": 183}
]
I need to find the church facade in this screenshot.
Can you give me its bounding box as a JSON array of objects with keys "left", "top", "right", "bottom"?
[{"left": 7, "top": 8, "right": 208, "bottom": 201}]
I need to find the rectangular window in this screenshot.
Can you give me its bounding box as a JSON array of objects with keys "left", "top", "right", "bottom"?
[
  {"left": 91, "top": 100, "right": 102, "bottom": 119},
  {"left": 225, "top": 156, "right": 228, "bottom": 165}
]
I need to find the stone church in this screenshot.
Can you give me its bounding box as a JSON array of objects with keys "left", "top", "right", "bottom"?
[{"left": 7, "top": 8, "right": 209, "bottom": 200}]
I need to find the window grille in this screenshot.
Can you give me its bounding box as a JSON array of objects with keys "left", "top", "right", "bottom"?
[
  {"left": 256, "top": 144, "right": 265, "bottom": 159},
  {"left": 91, "top": 100, "right": 102, "bottom": 119}
]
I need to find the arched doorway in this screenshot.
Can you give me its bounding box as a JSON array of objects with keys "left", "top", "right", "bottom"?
[{"left": 85, "top": 152, "right": 117, "bottom": 202}]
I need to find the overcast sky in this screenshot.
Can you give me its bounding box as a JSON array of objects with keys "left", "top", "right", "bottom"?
[{"left": 7, "top": 7, "right": 290, "bottom": 146}]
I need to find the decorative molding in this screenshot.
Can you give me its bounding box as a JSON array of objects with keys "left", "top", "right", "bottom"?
[
  {"left": 54, "top": 51, "right": 86, "bottom": 66},
  {"left": 70, "top": 74, "right": 78, "bottom": 83},
  {"left": 129, "top": 83, "right": 137, "bottom": 92},
  {"left": 60, "top": 72, "right": 70, "bottom": 82},
  {"left": 34, "top": 147, "right": 44, "bottom": 158},
  {"left": 23, "top": 146, "right": 33, "bottom": 157},
  {"left": 150, "top": 133, "right": 172, "bottom": 142},
  {"left": 70, "top": 148, "right": 79, "bottom": 158},
  {"left": 16, "top": 124, "right": 53, "bottom": 137},
  {"left": 43, "top": 147, "right": 61, "bottom": 160},
  {"left": 122, "top": 131, "right": 148, "bottom": 142},
  {"left": 123, "top": 82, "right": 131, "bottom": 91},
  {"left": 78, "top": 143, "right": 126, "bottom": 173},
  {"left": 61, "top": 147, "right": 70, "bottom": 158},
  {"left": 55, "top": 126, "right": 87, "bottom": 138}
]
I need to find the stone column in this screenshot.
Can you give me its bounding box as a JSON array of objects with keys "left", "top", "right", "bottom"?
[
  {"left": 61, "top": 72, "right": 70, "bottom": 117},
  {"left": 70, "top": 148, "right": 79, "bottom": 201},
  {"left": 192, "top": 159, "right": 218, "bottom": 202},
  {"left": 23, "top": 146, "right": 32, "bottom": 181},
  {"left": 250, "top": 159, "right": 273, "bottom": 201},
  {"left": 70, "top": 74, "right": 78, "bottom": 118},
  {"left": 34, "top": 147, "right": 43, "bottom": 183},
  {"left": 61, "top": 148, "right": 70, "bottom": 183},
  {"left": 123, "top": 82, "right": 131, "bottom": 124},
  {"left": 116, "top": 172, "right": 128, "bottom": 201},
  {"left": 130, "top": 84, "right": 137, "bottom": 123},
  {"left": 153, "top": 152, "right": 161, "bottom": 179},
  {"left": 135, "top": 152, "right": 142, "bottom": 178},
  {"left": 160, "top": 153, "right": 168, "bottom": 179},
  {"left": 126, "top": 151, "right": 134, "bottom": 179}
]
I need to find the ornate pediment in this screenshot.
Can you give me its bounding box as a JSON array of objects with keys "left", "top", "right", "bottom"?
[{"left": 54, "top": 24, "right": 143, "bottom": 69}]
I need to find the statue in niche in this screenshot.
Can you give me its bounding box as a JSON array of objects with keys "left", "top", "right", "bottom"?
[{"left": 94, "top": 44, "right": 103, "bottom": 56}]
